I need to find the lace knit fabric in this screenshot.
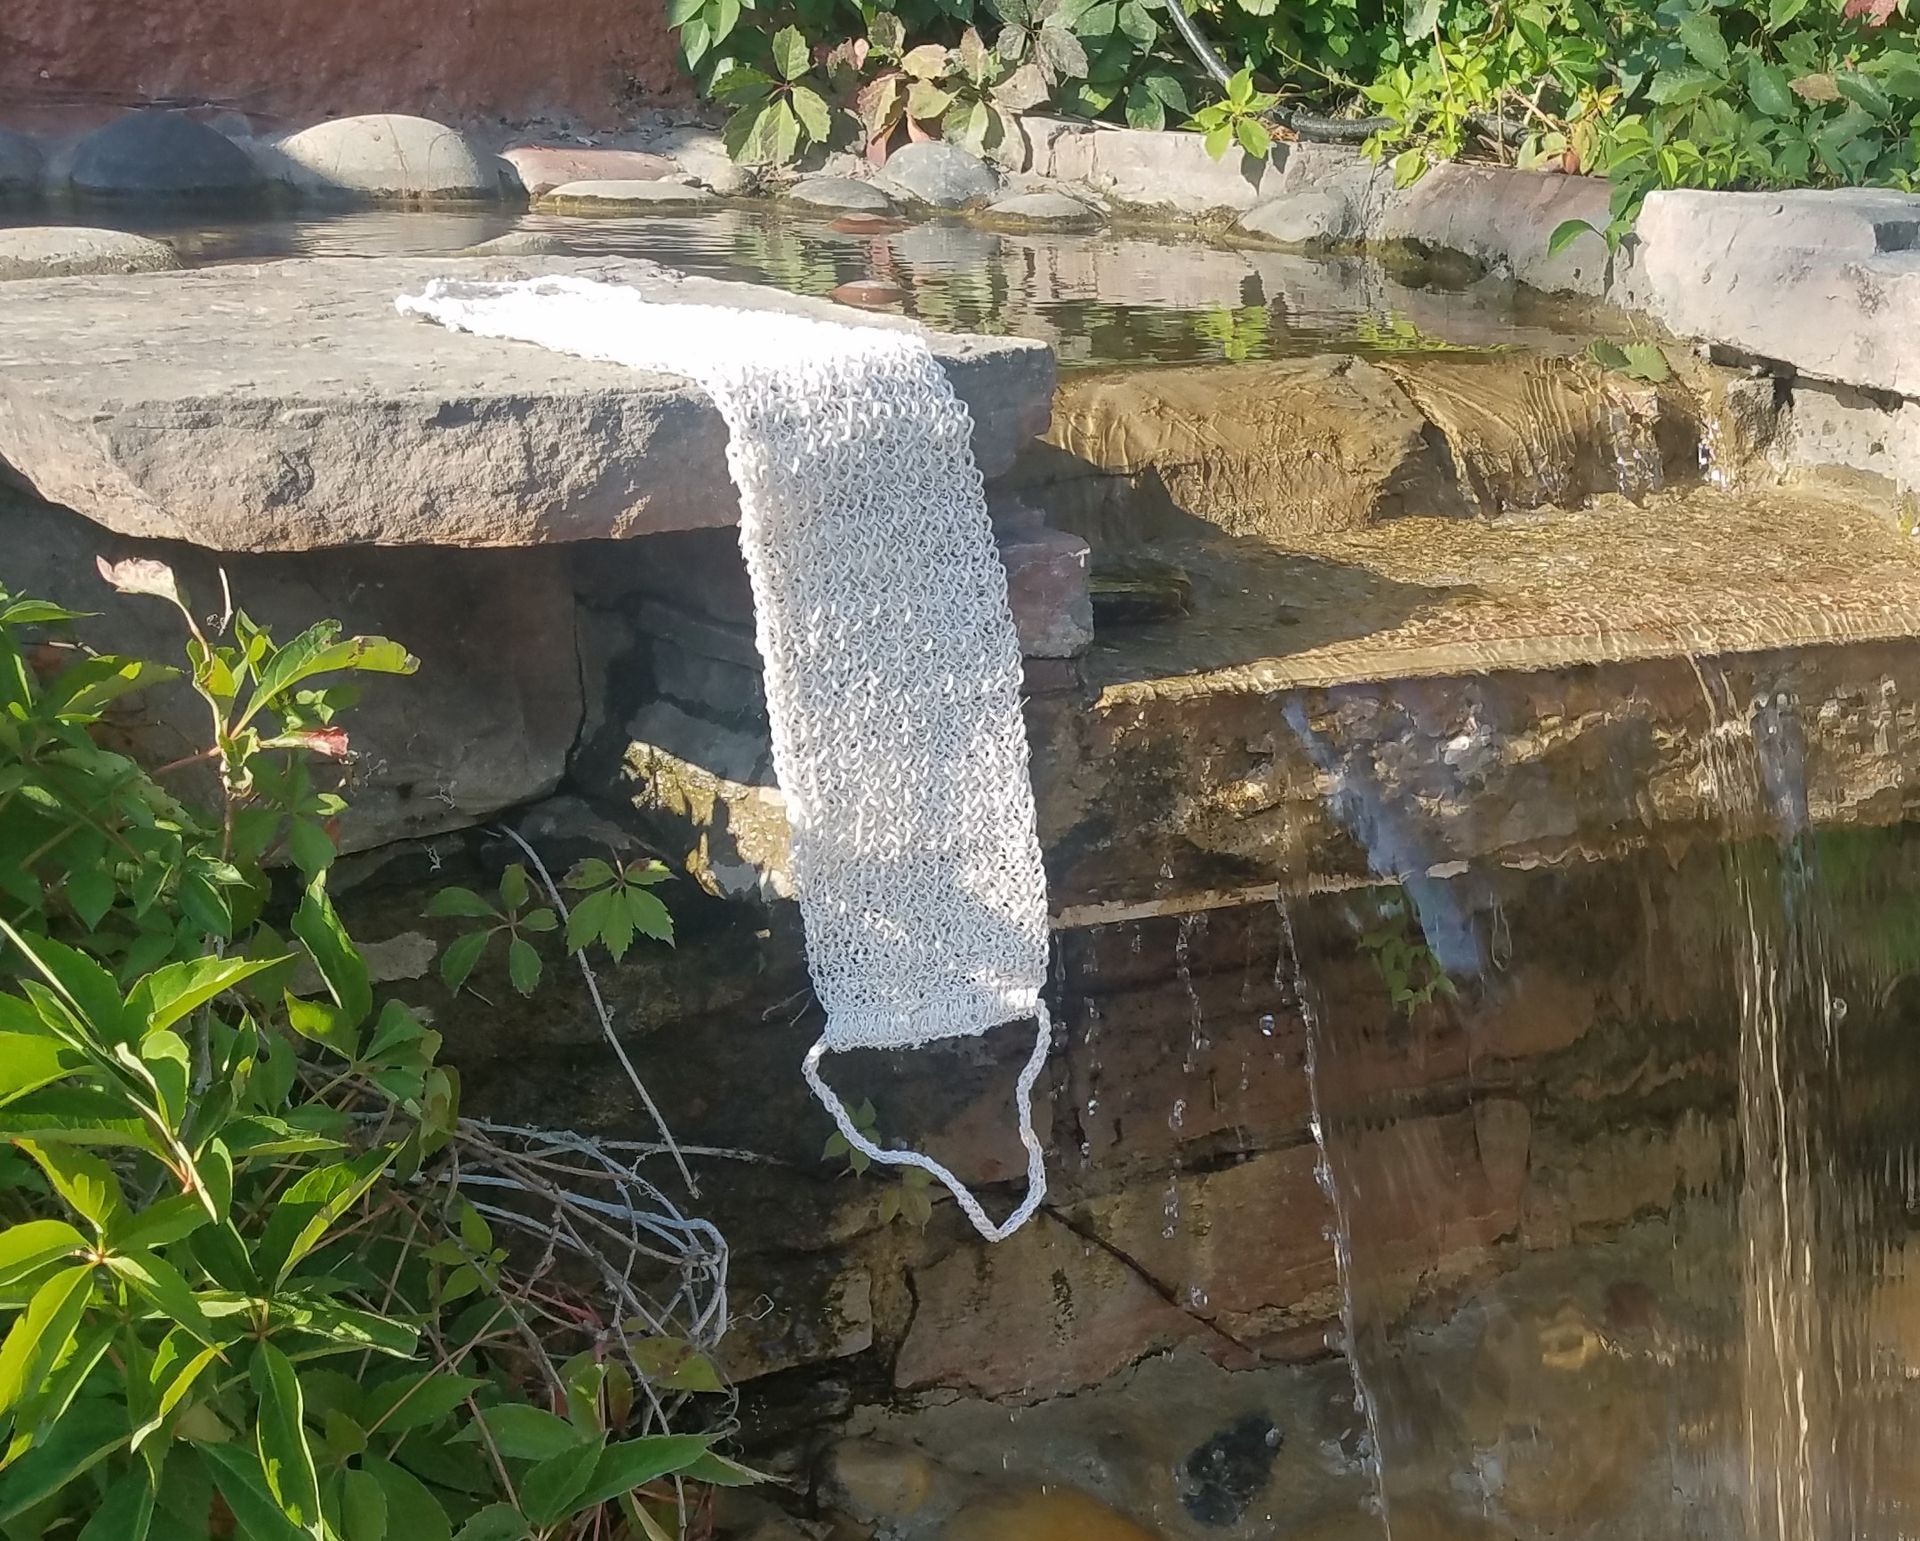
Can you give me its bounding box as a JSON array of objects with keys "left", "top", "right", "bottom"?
[{"left": 397, "top": 276, "right": 1053, "bottom": 1240}]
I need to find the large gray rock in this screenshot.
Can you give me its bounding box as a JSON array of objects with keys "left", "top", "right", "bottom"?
[
  {"left": 1371, "top": 163, "right": 1614, "bottom": 297},
  {"left": 0, "top": 255, "right": 1055, "bottom": 550},
  {"left": 70, "top": 110, "right": 265, "bottom": 202},
  {"left": 271, "top": 114, "right": 501, "bottom": 202},
  {"left": 0, "top": 129, "right": 43, "bottom": 199},
  {"left": 1025, "top": 116, "right": 1281, "bottom": 215},
  {"left": 1634, "top": 189, "right": 1920, "bottom": 396},
  {"left": 981, "top": 190, "right": 1101, "bottom": 229},
  {"left": 0, "top": 490, "right": 582, "bottom": 853},
  {"left": 1237, "top": 187, "right": 1357, "bottom": 248},
  {"left": 789, "top": 175, "right": 895, "bottom": 213},
  {"left": 875, "top": 141, "right": 1000, "bottom": 209},
  {"left": 0, "top": 227, "right": 181, "bottom": 281}
]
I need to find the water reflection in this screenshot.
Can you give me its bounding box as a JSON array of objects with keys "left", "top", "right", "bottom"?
[{"left": 0, "top": 202, "right": 1586, "bottom": 369}]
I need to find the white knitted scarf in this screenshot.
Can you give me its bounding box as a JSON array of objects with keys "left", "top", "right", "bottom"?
[{"left": 398, "top": 276, "right": 1052, "bottom": 1241}]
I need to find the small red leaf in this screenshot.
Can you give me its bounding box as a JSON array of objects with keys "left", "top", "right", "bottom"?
[{"left": 1844, "top": 0, "right": 1897, "bottom": 24}]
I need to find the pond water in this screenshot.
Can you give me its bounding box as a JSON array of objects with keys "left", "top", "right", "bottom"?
[
  {"left": 22, "top": 199, "right": 1920, "bottom": 1540},
  {"left": 1, "top": 202, "right": 1592, "bottom": 368}
]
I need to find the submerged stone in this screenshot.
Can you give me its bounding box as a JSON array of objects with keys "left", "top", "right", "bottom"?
[
  {"left": 538, "top": 178, "right": 713, "bottom": 210},
  {"left": 0, "top": 129, "right": 44, "bottom": 199},
  {"left": 1175, "top": 1414, "right": 1282, "bottom": 1526},
  {"left": 982, "top": 190, "right": 1103, "bottom": 229},
  {"left": 69, "top": 109, "right": 265, "bottom": 202},
  {"left": 942, "top": 1488, "right": 1163, "bottom": 1541}
]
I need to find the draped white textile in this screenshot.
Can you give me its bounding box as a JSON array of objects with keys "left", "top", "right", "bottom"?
[{"left": 397, "top": 277, "right": 1052, "bottom": 1240}]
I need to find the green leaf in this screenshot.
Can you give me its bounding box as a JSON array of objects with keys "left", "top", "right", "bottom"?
[
  {"left": 0, "top": 1398, "right": 126, "bottom": 1522},
  {"left": 0, "top": 1265, "right": 94, "bottom": 1417},
  {"left": 439, "top": 929, "right": 491, "bottom": 993},
  {"left": 1768, "top": 0, "right": 1809, "bottom": 28},
  {"left": 5, "top": 929, "right": 129, "bottom": 1043},
  {"left": 1404, "top": 0, "right": 1442, "bottom": 39},
  {"left": 112, "top": 1194, "right": 211, "bottom": 1253},
  {"left": 362, "top": 1371, "right": 486, "bottom": 1435},
  {"left": 63, "top": 867, "right": 117, "bottom": 929},
  {"left": 16, "top": 1139, "right": 126, "bottom": 1234},
  {"left": 518, "top": 906, "right": 557, "bottom": 934},
  {"left": 286, "top": 818, "right": 335, "bottom": 877},
  {"left": 1621, "top": 341, "right": 1673, "bottom": 381},
  {"left": 1647, "top": 63, "right": 1721, "bottom": 102},
  {"left": 253, "top": 1342, "right": 323, "bottom": 1528},
  {"left": 240, "top": 625, "right": 415, "bottom": 729},
  {"left": 255, "top": 1147, "right": 394, "bottom": 1288},
  {"left": 623, "top": 887, "right": 673, "bottom": 945},
  {"left": 771, "top": 24, "right": 810, "bottom": 79},
  {"left": 0, "top": 1086, "right": 171, "bottom": 1154},
  {"left": 563, "top": 890, "right": 614, "bottom": 956},
  {"left": 627, "top": 1337, "right": 726, "bottom": 1393},
  {"left": 425, "top": 887, "right": 497, "bottom": 920},
  {"left": 1548, "top": 218, "right": 1599, "bottom": 256},
  {"left": 498, "top": 864, "right": 530, "bottom": 912},
  {"left": 563, "top": 858, "right": 616, "bottom": 891},
  {"left": 0, "top": 1218, "right": 85, "bottom": 1285},
  {"left": 77, "top": 1465, "right": 156, "bottom": 1541},
  {"left": 362, "top": 1455, "right": 452, "bottom": 1541},
  {"left": 506, "top": 937, "right": 542, "bottom": 997},
  {"left": 1234, "top": 117, "right": 1272, "bottom": 160},
  {"left": 290, "top": 877, "right": 371, "bottom": 1028},
  {"left": 203, "top": 1443, "right": 313, "bottom": 1541},
  {"left": 16, "top": 1318, "right": 112, "bottom": 1439},
  {"left": 571, "top": 1436, "right": 716, "bottom": 1511},
  {"left": 1203, "top": 122, "right": 1231, "bottom": 159},
  {"left": 107, "top": 1248, "right": 221, "bottom": 1345},
  {"left": 454, "top": 1504, "right": 530, "bottom": 1541},
  {"left": 1747, "top": 56, "right": 1796, "bottom": 116},
  {"left": 678, "top": 1450, "right": 774, "bottom": 1487},
  {"left": 1675, "top": 11, "right": 1729, "bottom": 72},
  {"left": 791, "top": 83, "right": 833, "bottom": 142},
  {"left": 520, "top": 1436, "right": 606, "bottom": 1527},
  {"left": 667, "top": 0, "right": 704, "bottom": 25},
  {"left": 338, "top": 1468, "right": 389, "bottom": 1541},
  {"left": 456, "top": 1404, "right": 581, "bottom": 1460},
  {"left": 291, "top": 1302, "right": 420, "bottom": 1357},
  {"left": 1837, "top": 70, "right": 1893, "bottom": 118},
  {"left": 0, "top": 1033, "right": 85, "bottom": 1108},
  {"left": 134, "top": 1331, "right": 224, "bottom": 1449},
  {"left": 126, "top": 955, "right": 283, "bottom": 1039}
]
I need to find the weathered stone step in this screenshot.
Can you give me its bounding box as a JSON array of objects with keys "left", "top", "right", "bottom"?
[{"left": 0, "top": 255, "right": 1053, "bottom": 551}]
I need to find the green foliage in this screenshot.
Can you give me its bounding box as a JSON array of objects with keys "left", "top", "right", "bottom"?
[
  {"left": 0, "top": 569, "right": 740, "bottom": 1539},
  {"left": 819, "top": 1103, "right": 935, "bottom": 1229},
  {"left": 1357, "top": 893, "right": 1458, "bottom": 1015},
  {"left": 1187, "top": 67, "right": 1281, "bottom": 158},
  {"left": 1586, "top": 337, "right": 1673, "bottom": 380}
]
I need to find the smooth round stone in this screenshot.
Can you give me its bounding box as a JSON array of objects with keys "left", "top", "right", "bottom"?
[
  {"left": 789, "top": 175, "right": 895, "bottom": 214},
  {"left": 830, "top": 278, "right": 908, "bottom": 308},
  {"left": 274, "top": 114, "right": 499, "bottom": 202},
  {"left": 1237, "top": 187, "right": 1359, "bottom": 248},
  {"left": 981, "top": 190, "right": 1102, "bottom": 229},
  {"left": 0, "top": 129, "right": 45, "bottom": 199},
  {"left": 0, "top": 227, "right": 182, "bottom": 281},
  {"left": 874, "top": 140, "right": 1000, "bottom": 209},
  {"left": 456, "top": 231, "right": 574, "bottom": 256},
  {"left": 830, "top": 213, "right": 908, "bottom": 234},
  {"left": 537, "top": 179, "right": 714, "bottom": 212},
  {"left": 70, "top": 110, "right": 264, "bottom": 201}
]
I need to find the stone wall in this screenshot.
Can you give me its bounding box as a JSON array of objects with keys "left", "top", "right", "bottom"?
[{"left": 0, "top": 0, "right": 688, "bottom": 137}]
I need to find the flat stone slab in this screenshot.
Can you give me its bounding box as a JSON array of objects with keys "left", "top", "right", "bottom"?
[{"left": 0, "top": 255, "right": 1055, "bottom": 551}]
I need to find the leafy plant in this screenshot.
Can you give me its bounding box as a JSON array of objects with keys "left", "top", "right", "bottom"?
[
  {"left": 1586, "top": 337, "right": 1673, "bottom": 381},
  {"left": 1189, "top": 67, "right": 1281, "bottom": 159},
  {"left": 820, "top": 1102, "right": 936, "bottom": 1229},
  {"left": 847, "top": 23, "right": 1049, "bottom": 158},
  {"left": 714, "top": 24, "right": 839, "bottom": 164},
  {"left": 1358, "top": 894, "right": 1458, "bottom": 1015},
  {"left": 0, "top": 568, "right": 746, "bottom": 1539}
]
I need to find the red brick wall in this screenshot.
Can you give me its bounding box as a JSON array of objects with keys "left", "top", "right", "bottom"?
[{"left": 0, "top": 0, "right": 690, "bottom": 135}]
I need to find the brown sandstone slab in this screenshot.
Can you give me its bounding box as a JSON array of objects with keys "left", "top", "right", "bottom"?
[
  {"left": 501, "top": 144, "right": 676, "bottom": 198},
  {"left": 0, "top": 255, "right": 1054, "bottom": 552}
]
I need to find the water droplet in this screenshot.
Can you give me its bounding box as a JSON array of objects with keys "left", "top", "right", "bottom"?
[
  {"left": 1259, "top": 1013, "right": 1275, "bottom": 1037},
  {"left": 1086, "top": 1096, "right": 1099, "bottom": 1117},
  {"left": 1187, "top": 1284, "right": 1209, "bottom": 1309},
  {"left": 1169, "top": 1098, "right": 1187, "bottom": 1131},
  {"left": 1829, "top": 995, "right": 1849, "bottom": 1026}
]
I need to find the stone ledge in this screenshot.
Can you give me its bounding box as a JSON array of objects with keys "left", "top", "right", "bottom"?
[{"left": 0, "top": 255, "right": 1054, "bottom": 552}]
